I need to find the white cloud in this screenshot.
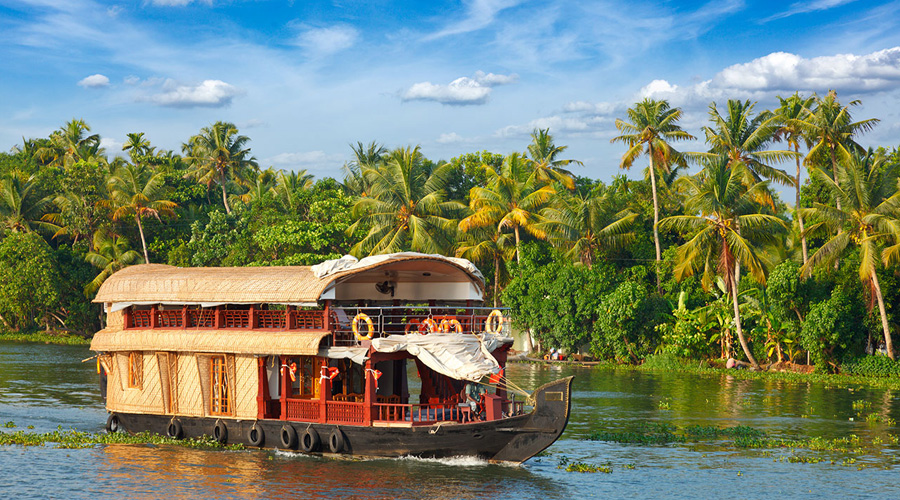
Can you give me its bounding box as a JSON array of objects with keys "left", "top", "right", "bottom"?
[
  {"left": 562, "top": 100, "right": 623, "bottom": 114},
  {"left": 294, "top": 24, "right": 358, "bottom": 56},
  {"left": 639, "top": 79, "right": 679, "bottom": 98},
  {"left": 78, "top": 73, "right": 110, "bottom": 88},
  {"left": 425, "top": 0, "right": 523, "bottom": 40},
  {"left": 100, "top": 136, "right": 123, "bottom": 153},
  {"left": 401, "top": 71, "right": 518, "bottom": 105},
  {"left": 145, "top": 79, "right": 242, "bottom": 108},
  {"left": 436, "top": 132, "right": 466, "bottom": 144},
  {"left": 123, "top": 75, "right": 140, "bottom": 85},
  {"left": 711, "top": 48, "right": 900, "bottom": 93}
]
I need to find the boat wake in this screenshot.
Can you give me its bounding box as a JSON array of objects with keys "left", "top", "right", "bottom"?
[{"left": 395, "top": 455, "right": 521, "bottom": 467}]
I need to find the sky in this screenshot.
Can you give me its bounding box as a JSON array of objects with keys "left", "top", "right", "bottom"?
[{"left": 2, "top": 0, "right": 900, "bottom": 183}]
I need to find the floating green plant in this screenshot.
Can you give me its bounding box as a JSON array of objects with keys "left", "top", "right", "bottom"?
[{"left": 0, "top": 427, "right": 244, "bottom": 451}]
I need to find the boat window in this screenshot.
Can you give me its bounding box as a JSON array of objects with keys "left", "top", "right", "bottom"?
[
  {"left": 210, "top": 356, "right": 231, "bottom": 415},
  {"left": 290, "top": 356, "right": 321, "bottom": 399},
  {"left": 127, "top": 352, "right": 143, "bottom": 389}
]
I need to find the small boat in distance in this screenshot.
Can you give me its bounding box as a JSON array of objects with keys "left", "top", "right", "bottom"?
[{"left": 90, "top": 253, "right": 572, "bottom": 463}]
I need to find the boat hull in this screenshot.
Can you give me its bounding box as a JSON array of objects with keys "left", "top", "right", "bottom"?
[{"left": 107, "top": 376, "right": 573, "bottom": 463}]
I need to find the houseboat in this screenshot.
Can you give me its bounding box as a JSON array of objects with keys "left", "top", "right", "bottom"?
[{"left": 90, "top": 253, "right": 572, "bottom": 463}]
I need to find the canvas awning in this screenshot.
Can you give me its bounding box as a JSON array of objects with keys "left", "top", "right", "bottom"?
[
  {"left": 90, "top": 328, "right": 330, "bottom": 355},
  {"left": 92, "top": 253, "right": 484, "bottom": 305},
  {"left": 371, "top": 333, "right": 513, "bottom": 382}
]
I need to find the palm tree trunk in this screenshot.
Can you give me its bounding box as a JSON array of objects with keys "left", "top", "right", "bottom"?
[
  {"left": 731, "top": 272, "right": 759, "bottom": 369},
  {"left": 648, "top": 154, "right": 662, "bottom": 293},
  {"left": 830, "top": 146, "right": 841, "bottom": 270},
  {"left": 493, "top": 256, "right": 500, "bottom": 308},
  {"left": 221, "top": 180, "right": 231, "bottom": 214},
  {"left": 795, "top": 145, "right": 808, "bottom": 265},
  {"left": 135, "top": 214, "right": 149, "bottom": 264},
  {"left": 871, "top": 269, "right": 895, "bottom": 360},
  {"left": 514, "top": 225, "right": 521, "bottom": 264}
]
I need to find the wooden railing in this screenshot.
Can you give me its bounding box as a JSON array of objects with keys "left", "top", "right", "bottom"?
[
  {"left": 126, "top": 307, "right": 329, "bottom": 331},
  {"left": 373, "top": 403, "right": 467, "bottom": 424},
  {"left": 285, "top": 398, "right": 320, "bottom": 421},
  {"left": 325, "top": 401, "right": 365, "bottom": 424}
]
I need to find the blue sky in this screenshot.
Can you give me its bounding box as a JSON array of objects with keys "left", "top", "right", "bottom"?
[{"left": 2, "top": 0, "right": 900, "bottom": 182}]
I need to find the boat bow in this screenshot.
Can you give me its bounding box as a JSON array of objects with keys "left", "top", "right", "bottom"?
[{"left": 491, "top": 375, "right": 573, "bottom": 463}]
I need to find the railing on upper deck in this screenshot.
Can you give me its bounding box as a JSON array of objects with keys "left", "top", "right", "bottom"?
[
  {"left": 125, "top": 306, "right": 327, "bottom": 331},
  {"left": 329, "top": 306, "right": 511, "bottom": 346}
]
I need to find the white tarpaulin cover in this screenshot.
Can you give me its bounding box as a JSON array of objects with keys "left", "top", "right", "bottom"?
[
  {"left": 371, "top": 333, "right": 512, "bottom": 382},
  {"left": 311, "top": 252, "right": 485, "bottom": 283},
  {"left": 318, "top": 346, "right": 369, "bottom": 365}
]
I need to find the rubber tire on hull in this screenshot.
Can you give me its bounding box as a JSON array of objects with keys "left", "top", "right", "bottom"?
[
  {"left": 106, "top": 413, "right": 120, "bottom": 433},
  {"left": 248, "top": 423, "right": 264, "bottom": 447},
  {"left": 300, "top": 428, "right": 320, "bottom": 453},
  {"left": 167, "top": 419, "right": 184, "bottom": 439},
  {"left": 281, "top": 425, "right": 298, "bottom": 449},
  {"left": 328, "top": 428, "right": 345, "bottom": 453},
  {"left": 213, "top": 420, "right": 228, "bottom": 444}
]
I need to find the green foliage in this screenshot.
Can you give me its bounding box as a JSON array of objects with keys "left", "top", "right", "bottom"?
[
  {"left": 841, "top": 355, "right": 900, "bottom": 378},
  {"left": 0, "top": 232, "right": 61, "bottom": 331},
  {"left": 801, "top": 286, "right": 866, "bottom": 371},
  {"left": 593, "top": 279, "right": 667, "bottom": 362},
  {"left": 188, "top": 210, "right": 251, "bottom": 267},
  {"left": 502, "top": 244, "right": 615, "bottom": 352}
]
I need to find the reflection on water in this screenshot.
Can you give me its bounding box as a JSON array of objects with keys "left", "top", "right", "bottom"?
[{"left": 1, "top": 341, "right": 900, "bottom": 499}]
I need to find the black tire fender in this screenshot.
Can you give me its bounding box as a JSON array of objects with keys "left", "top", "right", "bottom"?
[
  {"left": 248, "top": 423, "right": 265, "bottom": 447},
  {"left": 328, "top": 428, "right": 345, "bottom": 453},
  {"left": 167, "top": 418, "right": 184, "bottom": 439},
  {"left": 280, "top": 424, "right": 298, "bottom": 449},
  {"left": 300, "top": 427, "right": 320, "bottom": 453},
  {"left": 213, "top": 419, "right": 228, "bottom": 444},
  {"left": 105, "top": 413, "right": 120, "bottom": 433}
]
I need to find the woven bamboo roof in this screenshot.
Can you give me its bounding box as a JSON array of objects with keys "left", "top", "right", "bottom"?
[
  {"left": 93, "top": 254, "right": 484, "bottom": 304},
  {"left": 91, "top": 328, "right": 330, "bottom": 355}
]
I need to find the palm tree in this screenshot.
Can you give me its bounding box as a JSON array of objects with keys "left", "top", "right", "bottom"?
[
  {"left": 773, "top": 93, "right": 816, "bottom": 265},
  {"left": 539, "top": 187, "right": 637, "bottom": 267},
  {"left": 526, "top": 128, "right": 581, "bottom": 189},
  {"left": 659, "top": 159, "right": 787, "bottom": 369},
  {"left": 122, "top": 132, "right": 155, "bottom": 164},
  {"left": 0, "top": 170, "right": 53, "bottom": 233},
  {"left": 459, "top": 152, "right": 555, "bottom": 264},
  {"left": 184, "top": 121, "right": 259, "bottom": 214},
  {"left": 703, "top": 100, "right": 795, "bottom": 186},
  {"left": 348, "top": 146, "right": 463, "bottom": 256},
  {"left": 455, "top": 226, "right": 515, "bottom": 306},
  {"left": 107, "top": 163, "right": 178, "bottom": 263},
  {"left": 343, "top": 141, "right": 387, "bottom": 197},
  {"left": 800, "top": 150, "right": 900, "bottom": 360},
  {"left": 611, "top": 99, "right": 695, "bottom": 291},
  {"left": 33, "top": 119, "right": 104, "bottom": 168},
  {"left": 274, "top": 169, "right": 314, "bottom": 213},
  {"left": 234, "top": 167, "right": 278, "bottom": 207},
  {"left": 797, "top": 91, "right": 879, "bottom": 211},
  {"left": 85, "top": 230, "right": 143, "bottom": 295}
]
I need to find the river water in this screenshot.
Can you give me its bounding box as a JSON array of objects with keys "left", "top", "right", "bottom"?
[{"left": 1, "top": 341, "right": 899, "bottom": 499}]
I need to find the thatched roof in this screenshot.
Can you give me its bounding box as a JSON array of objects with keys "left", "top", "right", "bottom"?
[
  {"left": 93, "top": 254, "right": 484, "bottom": 305},
  {"left": 91, "top": 328, "right": 330, "bottom": 355}
]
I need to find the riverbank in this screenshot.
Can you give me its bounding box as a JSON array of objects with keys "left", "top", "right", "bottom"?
[
  {"left": 511, "top": 352, "right": 900, "bottom": 391},
  {"left": 0, "top": 331, "right": 91, "bottom": 345}
]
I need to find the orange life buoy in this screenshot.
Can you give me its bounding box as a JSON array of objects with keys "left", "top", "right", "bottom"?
[
  {"left": 288, "top": 362, "right": 297, "bottom": 382},
  {"left": 405, "top": 318, "right": 422, "bottom": 334},
  {"left": 420, "top": 318, "right": 438, "bottom": 334},
  {"left": 485, "top": 309, "right": 503, "bottom": 334},
  {"left": 352, "top": 313, "right": 375, "bottom": 341},
  {"left": 439, "top": 318, "right": 463, "bottom": 333}
]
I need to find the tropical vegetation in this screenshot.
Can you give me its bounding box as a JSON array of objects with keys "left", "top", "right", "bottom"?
[{"left": 2, "top": 91, "right": 900, "bottom": 376}]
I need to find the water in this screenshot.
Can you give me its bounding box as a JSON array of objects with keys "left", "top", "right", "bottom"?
[{"left": 1, "top": 341, "right": 899, "bottom": 499}]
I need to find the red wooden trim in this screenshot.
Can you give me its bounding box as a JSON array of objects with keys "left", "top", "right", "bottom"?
[
  {"left": 363, "top": 359, "right": 375, "bottom": 425},
  {"left": 280, "top": 356, "right": 288, "bottom": 421},
  {"left": 150, "top": 305, "right": 159, "bottom": 328},
  {"left": 215, "top": 306, "right": 223, "bottom": 329},
  {"left": 319, "top": 363, "right": 330, "bottom": 424},
  {"left": 249, "top": 304, "right": 256, "bottom": 329},
  {"left": 323, "top": 301, "right": 331, "bottom": 331}
]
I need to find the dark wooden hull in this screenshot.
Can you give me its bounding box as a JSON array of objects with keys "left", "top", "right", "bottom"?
[{"left": 108, "top": 376, "right": 572, "bottom": 463}]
